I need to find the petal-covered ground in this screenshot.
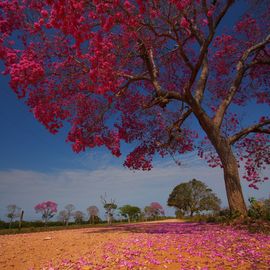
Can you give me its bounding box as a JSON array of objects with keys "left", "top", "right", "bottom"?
[{"left": 0, "top": 221, "right": 269, "bottom": 270}]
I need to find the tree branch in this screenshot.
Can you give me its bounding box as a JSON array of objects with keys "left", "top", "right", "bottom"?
[
  {"left": 157, "top": 108, "right": 193, "bottom": 148},
  {"left": 171, "top": 24, "right": 195, "bottom": 71},
  {"left": 213, "top": 34, "right": 270, "bottom": 129},
  {"left": 194, "top": 56, "right": 208, "bottom": 103},
  {"left": 137, "top": 39, "right": 163, "bottom": 96},
  {"left": 116, "top": 73, "right": 150, "bottom": 97},
  {"left": 245, "top": 59, "right": 270, "bottom": 69},
  {"left": 229, "top": 119, "right": 270, "bottom": 145},
  {"left": 214, "top": 0, "right": 234, "bottom": 29}
]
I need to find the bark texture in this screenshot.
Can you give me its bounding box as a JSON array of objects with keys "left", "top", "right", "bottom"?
[{"left": 214, "top": 138, "right": 247, "bottom": 215}]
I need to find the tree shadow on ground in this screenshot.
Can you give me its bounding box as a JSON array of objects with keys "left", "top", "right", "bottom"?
[{"left": 83, "top": 222, "right": 219, "bottom": 235}]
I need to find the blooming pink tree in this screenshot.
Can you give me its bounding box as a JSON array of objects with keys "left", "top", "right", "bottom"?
[
  {"left": 145, "top": 202, "right": 165, "bottom": 219},
  {"left": 34, "top": 201, "right": 57, "bottom": 226},
  {"left": 1, "top": 1, "right": 270, "bottom": 215}
]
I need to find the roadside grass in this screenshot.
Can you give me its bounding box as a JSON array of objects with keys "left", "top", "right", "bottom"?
[
  {"left": 0, "top": 216, "right": 175, "bottom": 235},
  {"left": 0, "top": 223, "right": 110, "bottom": 235}
]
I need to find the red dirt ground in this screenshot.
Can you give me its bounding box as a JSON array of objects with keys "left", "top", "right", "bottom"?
[{"left": 0, "top": 220, "right": 269, "bottom": 270}]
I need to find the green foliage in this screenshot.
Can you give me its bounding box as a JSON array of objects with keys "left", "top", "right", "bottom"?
[
  {"left": 248, "top": 197, "right": 270, "bottom": 221},
  {"left": 104, "top": 203, "right": 117, "bottom": 212},
  {"left": 185, "top": 208, "right": 242, "bottom": 224},
  {"left": 119, "top": 205, "right": 141, "bottom": 222},
  {"left": 103, "top": 201, "right": 117, "bottom": 225},
  {"left": 175, "top": 209, "right": 185, "bottom": 219},
  {"left": 168, "top": 179, "right": 221, "bottom": 217}
]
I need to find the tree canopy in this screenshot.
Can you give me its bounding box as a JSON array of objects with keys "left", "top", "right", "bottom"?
[
  {"left": 87, "top": 205, "right": 99, "bottom": 224},
  {"left": 119, "top": 204, "right": 141, "bottom": 222},
  {"left": 58, "top": 204, "right": 75, "bottom": 226},
  {"left": 1, "top": 0, "right": 270, "bottom": 215},
  {"left": 168, "top": 179, "right": 221, "bottom": 217},
  {"left": 34, "top": 201, "right": 57, "bottom": 225},
  {"left": 144, "top": 202, "right": 165, "bottom": 219}
]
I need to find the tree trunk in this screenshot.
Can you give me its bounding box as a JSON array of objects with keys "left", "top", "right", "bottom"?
[
  {"left": 107, "top": 213, "right": 112, "bottom": 225},
  {"left": 215, "top": 139, "right": 247, "bottom": 215},
  {"left": 9, "top": 219, "right": 13, "bottom": 229},
  {"left": 19, "top": 210, "right": 24, "bottom": 231},
  {"left": 187, "top": 98, "right": 247, "bottom": 216}
]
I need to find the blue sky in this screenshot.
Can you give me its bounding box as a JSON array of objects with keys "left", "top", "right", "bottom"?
[
  {"left": 0, "top": 78, "right": 269, "bottom": 221},
  {"left": 0, "top": 1, "right": 270, "bottom": 221}
]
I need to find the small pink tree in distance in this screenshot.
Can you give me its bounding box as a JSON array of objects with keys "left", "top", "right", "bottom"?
[
  {"left": 145, "top": 202, "right": 165, "bottom": 220},
  {"left": 34, "top": 201, "right": 57, "bottom": 226}
]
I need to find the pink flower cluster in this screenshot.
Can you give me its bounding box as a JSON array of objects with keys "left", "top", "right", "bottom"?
[
  {"left": 34, "top": 201, "right": 57, "bottom": 224},
  {"left": 34, "top": 201, "right": 57, "bottom": 213}
]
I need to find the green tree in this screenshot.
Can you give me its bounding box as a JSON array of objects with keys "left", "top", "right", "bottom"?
[
  {"left": 175, "top": 209, "right": 185, "bottom": 219},
  {"left": 101, "top": 194, "right": 117, "bottom": 225},
  {"left": 248, "top": 197, "right": 270, "bottom": 220},
  {"left": 168, "top": 179, "right": 221, "bottom": 217},
  {"left": 119, "top": 205, "right": 141, "bottom": 223}
]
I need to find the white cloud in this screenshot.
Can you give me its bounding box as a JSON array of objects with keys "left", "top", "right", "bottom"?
[{"left": 0, "top": 160, "right": 269, "bottom": 221}]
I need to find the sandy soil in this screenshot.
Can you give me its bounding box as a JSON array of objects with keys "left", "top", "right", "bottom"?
[
  {"left": 0, "top": 226, "right": 121, "bottom": 270},
  {"left": 0, "top": 220, "right": 180, "bottom": 270},
  {"left": 0, "top": 220, "right": 269, "bottom": 270}
]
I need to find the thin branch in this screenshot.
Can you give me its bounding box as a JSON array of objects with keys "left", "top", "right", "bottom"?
[
  {"left": 181, "top": 13, "right": 204, "bottom": 45},
  {"left": 137, "top": 40, "right": 161, "bottom": 94},
  {"left": 158, "top": 108, "right": 193, "bottom": 148},
  {"left": 245, "top": 59, "right": 270, "bottom": 69},
  {"left": 171, "top": 23, "right": 195, "bottom": 71},
  {"left": 214, "top": 0, "right": 234, "bottom": 29},
  {"left": 115, "top": 73, "right": 150, "bottom": 97},
  {"left": 229, "top": 119, "right": 270, "bottom": 145},
  {"left": 142, "top": 21, "right": 175, "bottom": 40},
  {"left": 256, "top": 129, "right": 270, "bottom": 134},
  {"left": 213, "top": 34, "right": 270, "bottom": 129},
  {"left": 202, "top": 0, "right": 214, "bottom": 32}
]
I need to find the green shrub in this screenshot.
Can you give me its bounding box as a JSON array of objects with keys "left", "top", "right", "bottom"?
[{"left": 248, "top": 197, "right": 270, "bottom": 221}]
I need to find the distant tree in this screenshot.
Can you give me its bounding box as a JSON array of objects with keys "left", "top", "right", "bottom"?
[
  {"left": 73, "top": 211, "right": 85, "bottom": 224},
  {"left": 101, "top": 195, "right": 117, "bottom": 225},
  {"left": 58, "top": 210, "right": 68, "bottom": 225},
  {"left": 119, "top": 205, "right": 141, "bottom": 223},
  {"left": 168, "top": 179, "right": 221, "bottom": 217},
  {"left": 6, "top": 204, "right": 21, "bottom": 229},
  {"left": 87, "top": 205, "right": 99, "bottom": 224},
  {"left": 57, "top": 204, "right": 75, "bottom": 226},
  {"left": 248, "top": 197, "right": 270, "bottom": 220},
  {"left": 175, "top": 209, "right": 185, "bottom": 219},
  {"left": 34, "top": 201, "right": 57, "bottom": 226},
  {"left": 65, "top": 204, "right": 75, "bottom": 226},
  {"left": 144, "top": 202, "right": 165, "bottom": 220},
  {"left": 143, "top": 206, "right": 151, "bottom": 221}
]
